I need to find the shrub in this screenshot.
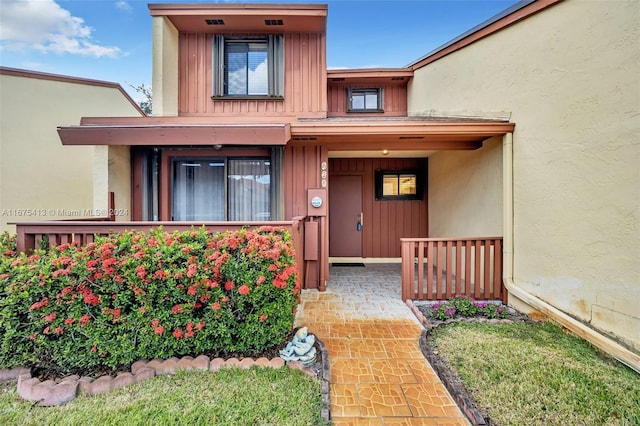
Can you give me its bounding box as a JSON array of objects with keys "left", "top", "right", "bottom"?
[
  {"left": 430, "top": 302, "right": 457, "bottom": 321},
  {"left": 427, "top": 295, "right": 508, "bottom": 321},
  {"left": 0, "top": 226, "right": 299, "bottom": 374}
]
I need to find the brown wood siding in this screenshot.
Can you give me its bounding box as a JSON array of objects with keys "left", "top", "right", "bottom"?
[
  {"left": 327, "top": 83, "right": 408, "bottom": 117},
  {"left": 283, "top": 143, "right": 329, "bottom": 290},
  {"left": 329, "top": 158, "right": 428, "bottom": 257},
  {"left": 178, "top": 33, "right": 326, "bottom": 117},
  {"left": 284, "top": 144, "right": 326, "bottom": 219}
]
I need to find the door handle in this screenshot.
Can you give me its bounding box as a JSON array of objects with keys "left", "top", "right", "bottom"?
[{"left": 356, "top": 212, "right": 363, "bottom": 231}]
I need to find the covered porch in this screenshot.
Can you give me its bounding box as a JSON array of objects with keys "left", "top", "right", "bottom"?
[{"left": 49, "top": 113, "right": 513, "bottom": 298}]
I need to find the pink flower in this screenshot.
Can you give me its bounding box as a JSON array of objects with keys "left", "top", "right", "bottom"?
[
  {"left": 135, "top": 265, "right": 146, "bottom": 278},
  {"left": 187, "top": 263, "right": 197, "bottom": 278},
  {"left": 259, "top": 314, "right": 267, "bottom": 323},
  {"left": 29, "top": 297, "right": 49, "bottom": 311},
  {"left": 154, "top": 326, "right": 165, "bottom": 335},
  {"left": 212, "top": 302, "right": 220, "bottom": 311},
  {"left": 238, "top": 285, "right": 250, "bottom": 296},
  {"left": 224, "top": 281, "right": 234, "bottom": 291},
  {"left": 79, "top": 314, "right": 91, "bottom": 326},
  {"left": 44, "top": 312, "right": 56, "bottom": 323},
  {"left": 173, "top": 328, "right": 183, "bottom": 339},
  {"left": 153, "top": 269, "right": 167, "bottom": 280}
]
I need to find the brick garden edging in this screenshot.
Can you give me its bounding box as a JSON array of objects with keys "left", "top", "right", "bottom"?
[
  {"left": 406, "top": 299, "right": 520, "bottom": 426},
  {"left": 1, "top": 337, "right": 331, "bottom": 423}
]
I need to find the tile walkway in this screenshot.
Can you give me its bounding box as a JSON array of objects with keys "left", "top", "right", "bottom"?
[{"left": 294, "top": 263, "right": 470, "bottom": 426}]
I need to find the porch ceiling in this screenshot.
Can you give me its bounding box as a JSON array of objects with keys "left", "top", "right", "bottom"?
[{"left": 290, "top": 120, "right": 515, "bottom": 150}]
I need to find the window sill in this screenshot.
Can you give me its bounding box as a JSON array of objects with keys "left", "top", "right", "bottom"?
[
  {"left": 375, "top": 196, "right": 423, "bottom": 201},
  {"left": 211, "top": 96, "right": 284, "bottom": 101},
  {"left": 347, "top": 109, "right": 385, "bottom": 113}
]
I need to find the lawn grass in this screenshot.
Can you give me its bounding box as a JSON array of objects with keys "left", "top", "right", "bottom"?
[
  {"left": 0, "top": 367, "right": 328, "bottom": 426},
  {"left": 428, "top": 321, "right": 640, "bottom": 426}
]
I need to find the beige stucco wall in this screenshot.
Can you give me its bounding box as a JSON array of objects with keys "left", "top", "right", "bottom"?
[
  {"left": 429, "top": 136, "right": 503, "bottom": 238},
  {"left": 152, "top": 16, "right": 179, "bottom": 116},
  {"left": 409, "top": 0, "right": 640, "bottom": 351},
  {"left": 0, "top": 72, "right": 141, "bottom": 232},
  {"left": 108, "top": 145, "right": 131, "bottom": 221}
]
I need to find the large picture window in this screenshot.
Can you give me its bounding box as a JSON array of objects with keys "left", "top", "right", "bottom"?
[
  {"left": 172, "top": 158, "right": 271, "bottom": 221},
  {"left": 375, "top": 169, "right": 423, "bottom": 201},
  {"left": 213, "top": 35, "right": 284, "bottom": 98}
]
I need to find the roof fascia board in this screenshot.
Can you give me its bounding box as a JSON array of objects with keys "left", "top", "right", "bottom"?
[
  {"left": 148, "top": 3, "right": 327, "bottom": 17},
  {"left": 327, "top": 69, "right": 413, "bottom": 79}
]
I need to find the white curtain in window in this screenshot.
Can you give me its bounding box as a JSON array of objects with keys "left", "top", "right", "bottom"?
[
  {"left": 172, "top": 160, "right": 225, "bottom": 221},
  {"left": 228, "top": 159, "right": 271, "bottom": 221}
]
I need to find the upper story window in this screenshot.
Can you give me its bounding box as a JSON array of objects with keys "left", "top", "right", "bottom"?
[
  {"left": 348, "top": 88, "right": 383, "bottom": 112},
  {"left": 213, "top": 35, "right": 284, "bottom": 98}
]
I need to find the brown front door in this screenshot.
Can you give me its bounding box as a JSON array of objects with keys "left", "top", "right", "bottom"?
[{"left": 329, "top": 175, "right": 363, "bottom": 257}]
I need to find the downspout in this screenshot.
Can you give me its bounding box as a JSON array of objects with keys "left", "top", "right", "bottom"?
[{"left": 502, "top": 133, "right": 639, "bottom": 373}]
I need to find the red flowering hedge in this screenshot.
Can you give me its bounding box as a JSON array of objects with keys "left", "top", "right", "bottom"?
[{"left": 0, "top": 227, "right": 299, "bottom": 374}]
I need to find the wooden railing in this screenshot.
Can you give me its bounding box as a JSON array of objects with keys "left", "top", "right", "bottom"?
[
  {"left": 13, "top": 217, "right": 309, "bottom": 289},
  {"left": 401, "top": 237, "right": 505, "bottom": 303}
]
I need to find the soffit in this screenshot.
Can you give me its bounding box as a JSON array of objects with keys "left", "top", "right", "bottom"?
[
  {"left": 290, "top": 119, "right": 514, "bottom": 150},
  {"left": 327, "top": 68, "right": 413, "bottom": 85},
  {"left": 149, "top": 4, "right": 327, "bottom": 33}
]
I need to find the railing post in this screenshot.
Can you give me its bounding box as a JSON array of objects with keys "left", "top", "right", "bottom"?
[{"left": 401, "top": 239, "right": 412, "bottom": 300}]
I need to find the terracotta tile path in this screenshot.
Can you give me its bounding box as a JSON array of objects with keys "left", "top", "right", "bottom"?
[{"left": 294, "top": 263, "right": 469, "bottom": 426}]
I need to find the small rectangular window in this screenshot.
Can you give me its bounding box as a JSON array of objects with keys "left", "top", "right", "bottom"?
[
  {"left": 375, "top": 169, "right": 423, "bottom": 200},
  {"left": 348, "top": 88, "right": 383, "bottom": 112}
]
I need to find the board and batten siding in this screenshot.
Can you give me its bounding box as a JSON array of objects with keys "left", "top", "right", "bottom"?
[
  {"left": 329, "top": 158, "right": 428, "bottom": 258},
  {"left": 178, "top": 33, "right": 326, "bottom": 117},
  {"left": 283, "top": 143, "right": 329, "bottom": 289}
]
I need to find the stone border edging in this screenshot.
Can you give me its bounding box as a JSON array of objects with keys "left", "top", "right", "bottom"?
[
  {"left": 2, "top": 337, "right": 330, "bottom": 420},
  {"left": 406, "top": 299, "right": 501, "bottom": 426}
]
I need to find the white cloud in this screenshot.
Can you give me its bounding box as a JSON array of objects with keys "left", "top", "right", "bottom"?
[
  {"left": 0, "top": 0, "right": 121, "bottom": 58},
  {"left": 115, "top": 1, "right": 132, "bottom": 13}
]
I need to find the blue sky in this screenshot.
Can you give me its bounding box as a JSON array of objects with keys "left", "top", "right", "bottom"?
[{"left": 0, "top": 0, "right": 520, "bottom": 101}]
